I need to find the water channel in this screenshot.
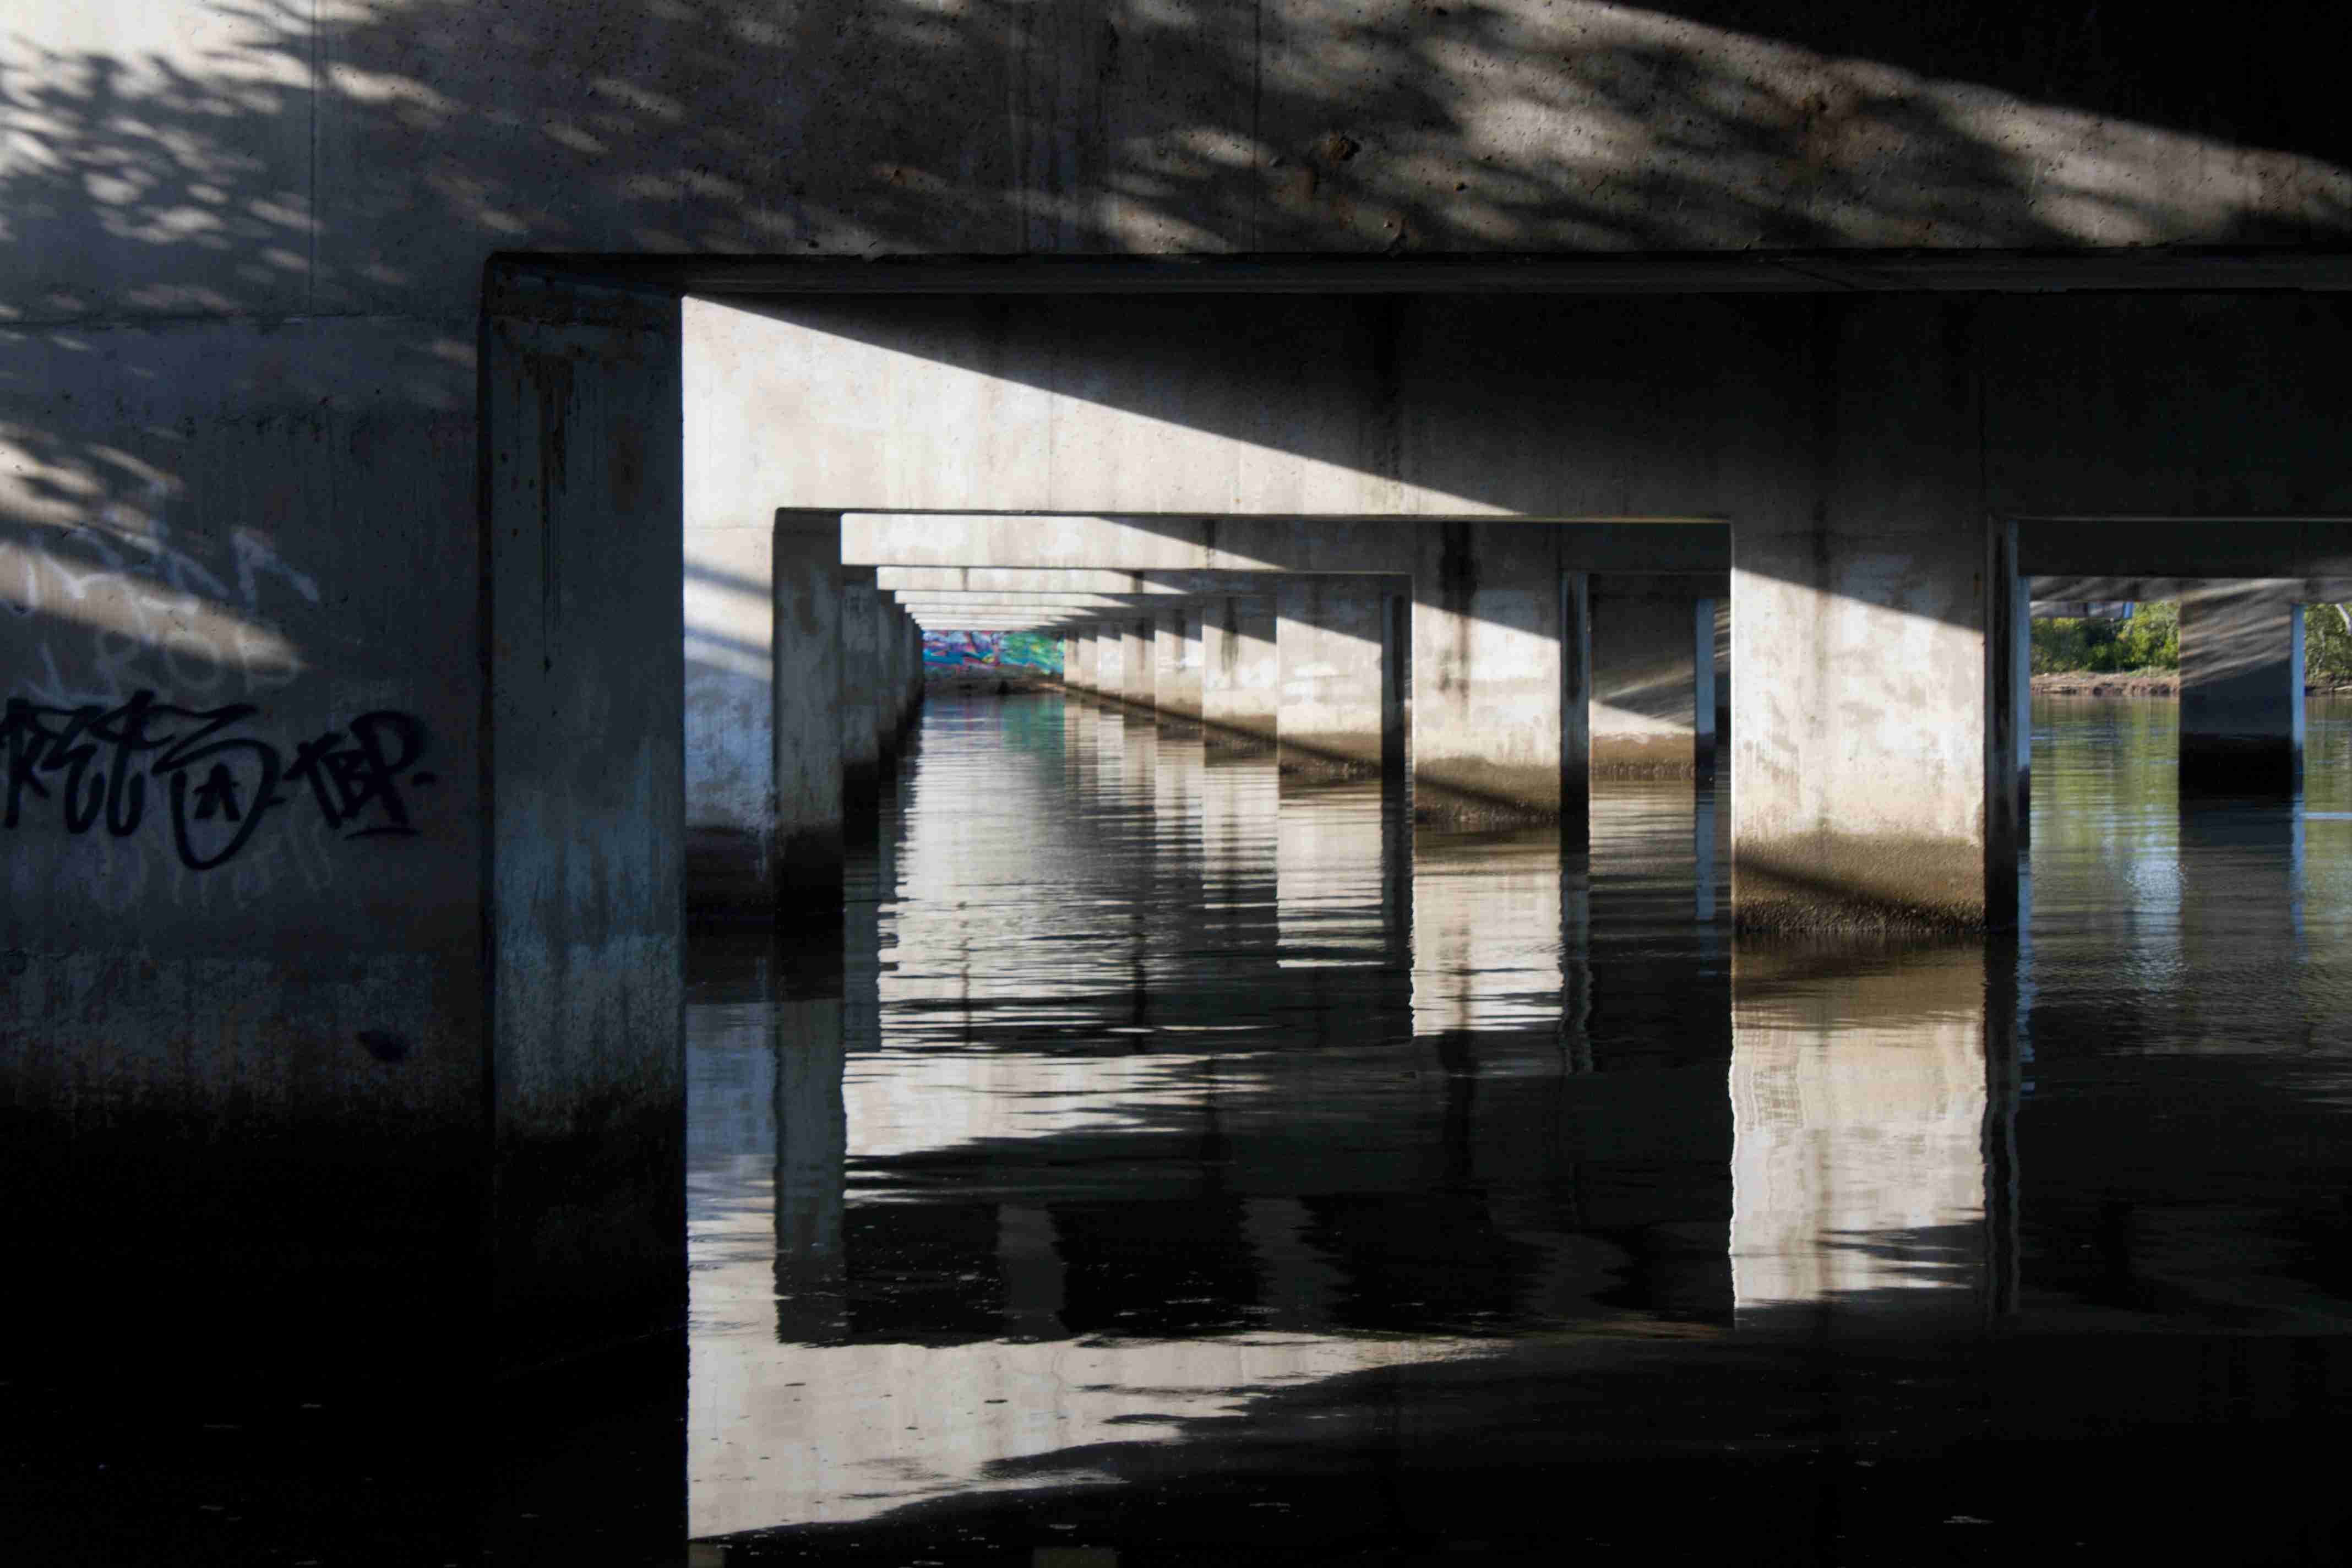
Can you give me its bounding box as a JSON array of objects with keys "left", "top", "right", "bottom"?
[{"left": 685, "top": 694, "right": 2352, "bottom": 1564}]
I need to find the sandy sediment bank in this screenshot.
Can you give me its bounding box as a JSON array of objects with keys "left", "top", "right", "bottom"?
[
  {"left": 2033, "top": 671, "right": 2179, "bottom": 696},
  {"left": 2034, "top": 672, "right": 2352, "bottom": 697},
  {"left": 923, "top": 665, "right": 1061, "bottom": 696}
]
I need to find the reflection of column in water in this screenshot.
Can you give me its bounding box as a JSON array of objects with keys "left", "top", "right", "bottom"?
[
  {"left": 1199, "top": 750, "right": 1283, "bottom": 1012},
  {"left": 1409, "top": 826, "right": 1565, "bottom": 1060},
  {"left": 1586, "top": 783, "right": 1729, "bottom": 1069},
  {"left": 1276, "top": 780, "right": 1393, "bottom": 968},
  {"left": 995, "top": 1204, "right": 1065, "bottom": 1342},
  {"left": 1728, "top": 946, "right": 2002, "bottom": 1332},
  {"left": 774, "top": 995, "right": 848, "bottom": 1342},
  {"left": 2179, "top": 798, "right": 2306, "bottom": 1045},
  {"left": 1243, "top": 1195, "right": 1344, "bottom": 1334},
  {"left": 1061, "top": 692, "right": 1092, "bottom": 794}
]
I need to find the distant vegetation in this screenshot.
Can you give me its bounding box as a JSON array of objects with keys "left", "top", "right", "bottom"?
[{"left": 2032, "top": 601, "right": 2352, "bottom": 683}]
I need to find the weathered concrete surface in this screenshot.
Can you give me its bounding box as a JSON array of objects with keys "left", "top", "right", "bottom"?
[
  {"left": 1732, "top": 300, "right": 2019, "bottom": 933},
  {"left": 1120, "top": 616, "right": 1157, "bottom": 709},
  {"left": 1202, "top": 596, "right": 1280, "bottom": 744},
  {"left": 17, "top": 3, "right": 2352, "bottom": 338},
  {"left": 0, "top": 313, "right": 491, "bottom": 1368},
  {"left": 1155, "top": 605, "right": 1204, "bottom": 722},
  {"left": 1092, "top": 624, "right": 1128, "bottom": 705},
  {"left": 775, "top": 513, "right": 846, "bottom": 913},
  {"left": 840, "top": 569, "right": 883, "bottom": 818},
  {"left": 1276, "top": 576, "right": 1397, "bottom": 777},
  {"left": 483, "top": 276, "right": 685, "bottom": 1361},
  {"left": 684, "top": 524, "right": 774, "bottom": 918},
  {"left": 1408, "top": 526, "right": 1575, "bottom": 824},
  {"left": 881, "top": 568, "right": 1278, "bottom": 596},
  {"left": 1591, "top": 577, "right": 1722, "bottom": 779},
  {"left": 2179, "top": 584, "right": 2305, "bottom": 795}
]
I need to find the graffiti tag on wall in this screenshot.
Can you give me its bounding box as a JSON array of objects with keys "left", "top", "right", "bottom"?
[
  {"left": 2, "top": 689, "right": 432, "bottom": 870},
  {"left": 922, "top": 630, "right": 1063, "bottom": 672}
]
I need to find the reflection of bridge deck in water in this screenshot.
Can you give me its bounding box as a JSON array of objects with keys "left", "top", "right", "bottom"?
[{"left": 689, "top": 690, "right": 2352, "bottom": 1556}]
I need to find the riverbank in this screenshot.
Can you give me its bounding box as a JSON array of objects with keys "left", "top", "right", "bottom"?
[
  {"left": 2033, "top": 671, "right": 2178, "bottom": 696},
  {"left": 923, "top": 665, "right": 1060, "bottom": 696},
  {"left": 2034, "top": 671, "right": 2352, "bottom": 696}
]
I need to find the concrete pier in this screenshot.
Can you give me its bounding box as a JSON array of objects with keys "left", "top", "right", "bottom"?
[
  {"left": 841, "top": 569, "right": 884, "bottom": 821},
  {"left": 1408, "top": 527, "right": 1580, "bottom": 826},
  {"left": 1729, "top": 301, "right": 2021, "bottom": 933},
  {"left": 1156, "top": 605, "right": 1205, "bottom": 721},
  {"left": 685, "top": 522, "right": 777, "bottom": 918},
  {"left": 1093, "top": 624, "right": 1128, "bottom": 704},
  {"left": 1592, "top": 576, "right": 1721, "bottom": 780},
  {"left": 2179, "top": 583, "right": 2304, "bottom": 796},
  {"left": 1121, "top": 616, "right": 1157, "bottom": 710},
  {"left": 1276, "top": 576, "right": 1400, "bottom": 778},
  {"left": 1204, "top": 596, "right": 1281, "bottom": 745}
]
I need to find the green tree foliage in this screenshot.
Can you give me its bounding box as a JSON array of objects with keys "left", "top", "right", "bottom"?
[
  {"left": 2032, "top": 601, "right": 2352, "bottom": 684},
  {"left": 2307, "top": 603, "right": 2352, "bottom": 685},
  {"left": 2030, "top": 601, "right": 2178, "bottom": 674}
]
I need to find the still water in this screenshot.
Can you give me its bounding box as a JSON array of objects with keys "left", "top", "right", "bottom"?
[{"left": 688, "top": 695, "right": 2352, "bottom": 1564}]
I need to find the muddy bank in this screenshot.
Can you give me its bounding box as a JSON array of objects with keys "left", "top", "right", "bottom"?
[
  {"left": 2035, "top": 671, "right": 2352, "bottom": 697},
  {"left": 923, "top": 666, "right": 1060, "bottom": 696},
  {"left": 2033, "top": 671, "right": 2179, "bottom": 696}
]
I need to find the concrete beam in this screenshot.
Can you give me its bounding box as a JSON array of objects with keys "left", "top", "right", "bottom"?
[
  {"left": 2032, "top": 575, "right": 2352, "bottom": 603},
  {"left": 2021, "top": 522, "right": 2352, "bottom": 581},
  {"left": 879, "top": 567, "right": 1281, "bottom": 595},
  {"left": 892, "top": 592, "right": 1270, "bottom": 612},
  {"left": 846, "top": 513, "right": 1729, "bottom": 575}
]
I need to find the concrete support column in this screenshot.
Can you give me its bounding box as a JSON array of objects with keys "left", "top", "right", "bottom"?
[
  {"left": 901, "top": 611, "right": 919, "bottom": 736},
  {"left": 1156, "top": 604, "right": 1204, "bottom": 721},
  {"left": 1203, "top": 596, "right": 1279, "bottom": 744},
  {"left": 841, "top": 568, "right": 883, "bottom": 822},
  {"left": 2012, "top": 576, "right": 2030, "bottom": 847},
  {"left": 1120, "top": 615, "right": 1156, "bottom": 710},
  {"left": 1410, "top": 525, "right": 1571, "bottom": 827},
  {"left": 1591, "top": 576, "right": 1722, "bottom": 780},
  {"left": 1277, "top": 575, "right": 1396, "bottom": 777},
  {"left": 1730, "top": 299, "right": 2019, "bottom": 932},
  {"left": 684, "top": 515, "right": 845, "bottom": 922},
  {"left": 1093, "top": 623, "right": 1126, "bottom": 703},
  {"left": 684, "top": 522, "right": 776, "bottom": 918},
  {"left": 777, "top": 511, "right": 847, "bottom": 909},
  {"left": 873, "top": 598, "right": 904, "bottom": 771},
  {"left": 2179, "top": 582, "right": 2304, "bottom": 796}
]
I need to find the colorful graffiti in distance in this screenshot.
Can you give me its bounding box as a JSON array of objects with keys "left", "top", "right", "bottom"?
[{"left": 922, "top": 630, "right": 1062, "bottom": 673}]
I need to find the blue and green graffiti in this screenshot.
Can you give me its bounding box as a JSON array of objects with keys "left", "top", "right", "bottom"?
[{"left": 921, "top": 630, "right": 1063, "bottom": 673}]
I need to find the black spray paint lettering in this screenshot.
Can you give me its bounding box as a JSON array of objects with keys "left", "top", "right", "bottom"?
[{"left": 1, "top": 689, "right": 434, "bottom": 870}]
